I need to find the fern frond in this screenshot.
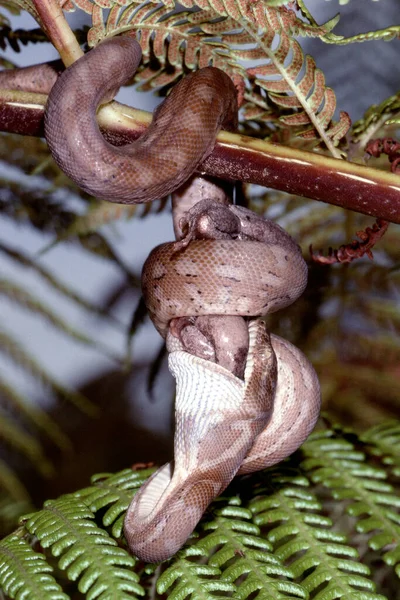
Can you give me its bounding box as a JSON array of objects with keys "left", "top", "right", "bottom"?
[
  {"left": 361, "top": 420, "right": 400, "bottom": 477},
  {"left": 0, "top": 328, "right": 98, "bottom": 416},
  {"left": 246, "top": 3, "right": 340, "bottom": 39},
  {"left": 92, "top": 5, "right": 244, "bottom": 89},
  {"left": 323, "top": 25, "right": 400, "bottom": 45},
  {"left": 157, "top": 552, "right": 237, "bottom": 600},
  {"left": 244, "top": 23, "right": 350, "bottom": 155},
  {"left": 0, "top": 534, "right": 69, "bottom": 600},
  {"left": 64, "top": 0, "right": 351, "bottom": 152},
  {"left": 158, "top": 563, "right": 235, "bottom": 600},
  {"left": 0, "top": 177, "right": 78, "bottom": 235},
  {"left": 0, "top": 377, "right": 71, "bottom": 452},
  {"left": 60, "top": 196, "right": 169, "bottom": 237},
  {"left": 351, "top": 92, "right": 400, "bottom": 145},
  {"left": 0, "top": 458, "right": 31, "bottom": 502},
  {"left": 75, "top": 468, "right": 156, "bottom": 538},
  {"left": 302, "top": 430, "right": 400, "bottom": 578},
  {"left": 0, "top": 492, "right": 33, "bottom": 537},
  {"left": 0, "top": 25, "right": 49, "bottom": 51},
  {"left": 22, "top": 495, "right": 144, "bottom": 599},
  {"left": 0, "top": 279, "right": 121, "bottom": 363},
  {"left": 249, "top": 469, "right": 384, "bottom": 600},
  {"left": 0, "top": 411, "right": 53, "bottom": 477},
  {"left": 187, "top": 501, "right": 307, "bottom": 599},
  {"left": 1, "top": 418, "right": 400, "bottom": 598},
  {"left": 0, "top": 165, "right": 133, "bottom": 272},
  {"left": 0, "top": 242, "right": 120, "bottom": 325}
]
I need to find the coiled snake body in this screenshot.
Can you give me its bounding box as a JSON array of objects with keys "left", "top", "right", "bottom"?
[{"left": 43, "top": 36, "right": 321, "bottom": 563}]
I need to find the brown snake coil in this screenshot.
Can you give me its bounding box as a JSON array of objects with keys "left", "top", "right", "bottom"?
[
  {"left": 42, "top": 37, "right": 321, "bottom": 563},
  {"left": 44, "top": 36, "right": 237, "bottom": 203},
  {"left": 125, "top": 202, "right": 321, "bottom": 562}
]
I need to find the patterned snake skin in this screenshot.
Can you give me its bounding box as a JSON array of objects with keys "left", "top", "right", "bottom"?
[{"left": 40, "top": 37, "right": 321, "bottom": 563}]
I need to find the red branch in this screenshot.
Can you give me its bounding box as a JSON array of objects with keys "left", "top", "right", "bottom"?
[
  {"left": 366, "top": 137, "right": 400, "bottom": 173},
  {"left": 310, "top": 218, "right": 389, "bottom": 265}
]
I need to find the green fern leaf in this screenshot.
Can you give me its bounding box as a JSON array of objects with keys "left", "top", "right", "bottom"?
[
  {"left": 22, "top": 495, "right": 145, "bottom": 599},
  {"left": 249, "top": 470, "right": 386, "bottom": 599},
  {"left": 198, "top": 502, "right": 307, "bottom": 599},
  {"left": 157, "top": 558, "right": 236, "bottom": 600},
  {"left": 0, "top": 534, "right": 69, "bottom": 600},
  {"left": 351, "top": 92, "right": 400, "bottom": 143},
  {"left": 158, "top": 494, "right": 306, "bottom": 599},
  {"left": 361, "top": 420, "right": 400, "bottom": 477},
  {"left": 302, "top": 430, "right": 400, "bottom": 578},
  {"left": 76, "top": 468, "right": 156, "bottom": 538}
]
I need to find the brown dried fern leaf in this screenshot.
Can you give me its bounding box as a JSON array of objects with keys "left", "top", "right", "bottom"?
[
  {"left": 87, "top": 4, "right": 245, "bottom": 89},
  {"left": 243, "top": 22, "right": 350, "bottom": 154}
]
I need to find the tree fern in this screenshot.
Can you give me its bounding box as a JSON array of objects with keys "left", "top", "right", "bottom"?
[
  {"left": 76, "top": 468, "right": 156, "bottom": 539},
  {"left": 250, "top": 475, "right": 384, "bottom": 599},
  {"left": 0, "top": 535, "right": 68, "bottom": 600},
  {"left": 362, "top": 420, "right": 400, "bottom": 477},
  {"left": 22, "top": 495, "right": 144, "bottom": 599},
  {"left": 302, "top": 429, "right": 400, "bottom": 578},
  {"left": 77, "top": 1, "right": 350, "bottom": 154},
  {"left": 174, "top": 501, "right": 307, "bottom": 599},
  {"left": 1, "top": 422, "right": 399, "bottom": 598}
]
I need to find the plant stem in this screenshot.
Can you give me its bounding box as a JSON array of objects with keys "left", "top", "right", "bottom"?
[
  {"left": 32, "top": 0, "right": 83, "bottom": 66},
  {"left": 1, "top": 88, "right": 400, "bottom": 223}
]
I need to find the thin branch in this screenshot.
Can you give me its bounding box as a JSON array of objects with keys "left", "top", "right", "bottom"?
[{"left": 1, "top": 88, "right": 400, "bottom": 223}]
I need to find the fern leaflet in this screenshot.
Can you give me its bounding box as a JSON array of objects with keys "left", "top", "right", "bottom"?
[
  {"left": 249, "top": 469, "right": 386, "bottom": 599},
  {"left": 76, "top": 468, "right": 156, "bottom": 538},
  {"left": 0, "top": 534, "right": 69, "bottom": 600},
  {"left": 22, "top": 495, "right": 144, "bottom": 599},
  {"left": 362, "top": 420, "right": 400, "bottom": 477},
  {"left": 302, "top": 429, "right": 400, "bottom": 578}
]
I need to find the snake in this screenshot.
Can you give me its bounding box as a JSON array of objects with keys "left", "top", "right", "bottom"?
[
  {"left": 42, "top": 36, "right": 321, "bottom": 562},
  {"left": 125, "top": 200, "right": 321, "bottom": 562},
  {"left": 44, "top": 36, "right": 237, "bottom": 204}
]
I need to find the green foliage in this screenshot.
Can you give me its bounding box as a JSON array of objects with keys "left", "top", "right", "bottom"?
[
  {"left": 22, "top": 495, "right": 144, "bottom": 599},
  {"left": 302, "top": 429, "right": 400, "bottom": 578},
  {"left": 250, "top": 480, "right": 384, "bottom": 599},
  {"left": 76, "top": 468, "right": 155, "bottom": 539},
  {"left": 362, "top": 420, "right": 400, "bottom": 477},
  {"left": 0, "top": 534, "right": 68, "bottom": 600},
  {"left": 1, "top": 423, "right": 400, "bottom": 598}
]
